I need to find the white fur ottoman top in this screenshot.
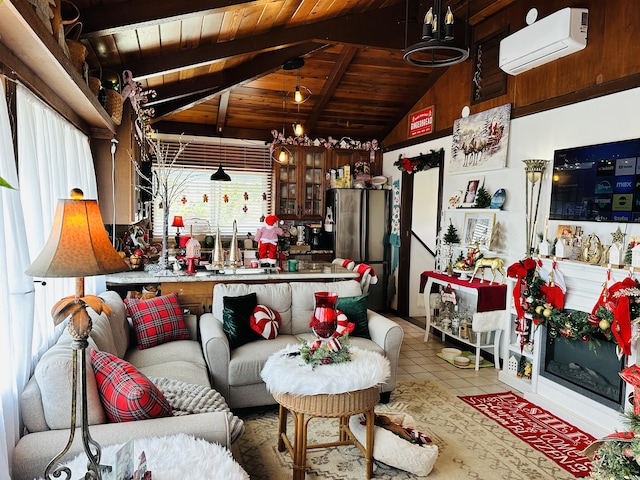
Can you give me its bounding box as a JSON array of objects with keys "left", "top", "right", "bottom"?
[
  {"left": 261, "top": 345, "right": 390, "bottom": 396},
  {"left": 41, "top": 433, "right": 248, "bottom": 480}
]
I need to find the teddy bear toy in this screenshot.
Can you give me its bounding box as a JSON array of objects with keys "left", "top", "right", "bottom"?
[{"left": 254, "top": 215, "right": 284, "bottom": 267}]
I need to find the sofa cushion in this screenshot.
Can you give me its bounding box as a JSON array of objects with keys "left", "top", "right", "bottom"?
[
  {"left": 100, "top": 290, "right": 130, "bottom": 358},
  {"left": 213, "top": 283, "right": 293, "bottom": 333},
  {"left": 250, "top": 305, "right": 281, "bottom": 339},
  {"left": 89, "top": 312, "right": 117, "bottom": 355},
  {"left": 337, "top": 294, "right": 370, "bottom": 339},
  {"left": 34, "top": 337, "right": 107, "bottom": 429},
  {"left": 91, "top": 349, "right": 173, "bottom": 423},
  {"left": 228, "top": 336, "right": 297, "bottom": 386},
  {"left": 125, "top": 292, "right": 190, "bottom": 349},
  {"left": 223, "top": 293, "right": 260, "bottom": 349}
]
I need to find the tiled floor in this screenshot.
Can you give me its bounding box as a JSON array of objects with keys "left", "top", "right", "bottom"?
[{"left": 395, "top": 316, "right": 520, "bottom": 397}]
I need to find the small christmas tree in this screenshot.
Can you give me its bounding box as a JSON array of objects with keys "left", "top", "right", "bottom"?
[
  {"left": 443, "top": 220, "right": 460, "bottom": 244},
  {"left": 473, "top": 186, "right": 492, "bottom": 208}
]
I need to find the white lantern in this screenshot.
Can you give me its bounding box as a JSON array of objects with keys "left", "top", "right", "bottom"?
[
  {"left": 632, "top": 244, "right": 640, "bottom": 268},
  {"left": 555, "top": 238, "right": 568, "bottom": 259},
  {"left": 609, "top": 242, "right": 623, "bottom": 267}
]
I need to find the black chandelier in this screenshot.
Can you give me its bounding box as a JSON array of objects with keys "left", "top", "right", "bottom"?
[{"left": 403, "top": 0, "right": 470, "bottom": 67}]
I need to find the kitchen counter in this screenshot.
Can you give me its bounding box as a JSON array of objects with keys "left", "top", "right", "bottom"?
[
  {"left": 105, "top": 263, "right": 354, "bottom": 284},
  {"left": 105, "top": 263, "right": 357, "bottom": 315}
]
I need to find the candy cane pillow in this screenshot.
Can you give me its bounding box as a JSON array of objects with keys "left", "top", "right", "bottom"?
[
  {"left": 333, "top": 310, "right": 355, "bottom": 338},
  {"left": 250, "top": 305, "right": 281, "bottom": 339}
]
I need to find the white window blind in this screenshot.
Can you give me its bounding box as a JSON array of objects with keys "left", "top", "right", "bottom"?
[{"left": 151, "top": 140, "right": 273, "bottom": 238}]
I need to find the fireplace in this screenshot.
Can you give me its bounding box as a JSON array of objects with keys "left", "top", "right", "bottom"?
[{"left": 540, "top": 323, "right": 625, "bottom": 411}]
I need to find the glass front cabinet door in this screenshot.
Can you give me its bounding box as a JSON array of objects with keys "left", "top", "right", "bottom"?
[{"left": 275, "top": 147, "right": 325, "bottom": 220}]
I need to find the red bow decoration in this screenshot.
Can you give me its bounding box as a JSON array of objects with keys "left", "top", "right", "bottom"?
[{"left": 507, "top": 258, "right": 537, "bottom": 319}]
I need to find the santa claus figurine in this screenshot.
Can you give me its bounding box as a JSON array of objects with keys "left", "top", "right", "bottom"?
[{"left": 254, "top": 215, "right": 284, "bottom": 266}]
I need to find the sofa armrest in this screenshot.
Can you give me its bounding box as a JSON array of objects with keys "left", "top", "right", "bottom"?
[
  {"left": 367, "top": 310, "right": 404, "bottom": 391},
  {"left": 199, "top": 313, "right": 231, "bottom": 400},
  {"left": 12, "top": 412, "right": 230, "bottom": 480}
]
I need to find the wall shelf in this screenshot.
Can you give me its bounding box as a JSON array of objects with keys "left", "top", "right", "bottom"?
[{"left": 0, "top": 0, "right": 116, "bottom": 133}]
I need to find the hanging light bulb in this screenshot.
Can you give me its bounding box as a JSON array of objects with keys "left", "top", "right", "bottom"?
[
  {"left": 294, "top": 86, "right": 303, "bottom": 103},
  {"left": 422, "top": 7, "right": 433, "bottom": 39},
  {"left": 294, "top": 121, "right": 304, "bottom": 137},
  {"left": 444, "top": 6, "right": 454, "bottom": 40},
  {"left": 278, "top": 147, "right": 288, "bottom": 163}
]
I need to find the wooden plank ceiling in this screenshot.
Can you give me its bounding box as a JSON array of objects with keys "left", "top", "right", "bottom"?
[{"left": 73, "top": 0, "right": 516, "bottom": 143}]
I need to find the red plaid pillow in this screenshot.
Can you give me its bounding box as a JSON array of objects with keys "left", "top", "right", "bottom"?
[
  {"left": 90, "top": 349, "right": 172, "bottom": 423},
  {"left": 125, "top": 292, "right": 190, "bottom": 349}
]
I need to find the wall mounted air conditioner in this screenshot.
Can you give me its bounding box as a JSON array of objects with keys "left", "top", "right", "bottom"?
[{"left": 499, "top": 7, "right": 588, "bottom": 75}]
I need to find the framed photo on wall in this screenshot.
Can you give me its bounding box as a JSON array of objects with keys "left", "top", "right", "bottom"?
[
  {"left": 462, "top": 177, "right": 484, "bottom": 207},
  {"left": 463, "top": 212, "right": 495, "bottom": 248},
  {"left": 449, "top": 104, "right": 512, "bottom": 175}
]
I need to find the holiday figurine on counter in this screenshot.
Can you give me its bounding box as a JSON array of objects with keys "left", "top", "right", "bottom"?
[{"left": 255, "top": 215, "right": 284, "bottom": 267}]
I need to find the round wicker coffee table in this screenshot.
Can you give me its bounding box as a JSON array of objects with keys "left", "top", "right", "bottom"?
[{"left": 273, "top": 386, "right": 379, "bottom": 480}]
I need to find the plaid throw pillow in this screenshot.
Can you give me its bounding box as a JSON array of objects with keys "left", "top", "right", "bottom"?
[
  {"left": 125, "top": 292, "right": 190, "bottom": 349},
  {"left": 90, "top": 349, "right": 172, "bottom": 423}
]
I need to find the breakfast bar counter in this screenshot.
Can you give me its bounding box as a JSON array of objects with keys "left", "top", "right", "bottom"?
[{"left": 106, "top": 263, "right": 357, "bottom": 315}]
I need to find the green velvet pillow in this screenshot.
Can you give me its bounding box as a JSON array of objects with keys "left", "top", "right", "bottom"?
[
  {"left": 223, "top": 293, "right": 260, "bottom": 349},
  {"left": 336, "top": 293, "right": 370, "bottom": 339}
]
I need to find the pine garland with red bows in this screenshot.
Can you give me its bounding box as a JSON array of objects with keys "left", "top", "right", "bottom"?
[
  {"left": 506, "top": 259, "right": 640, "bottom": 350},
  {"left": 394, "top": 149, "right": 444, "bottom": 174}
]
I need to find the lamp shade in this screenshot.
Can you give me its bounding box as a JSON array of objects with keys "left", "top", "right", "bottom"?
[
  {"left": 211, "top": 166, "right": 231, "bottom": 182},
  {"left": 171, "top": 215, "right": 185, "bottom": 228},
  {"left": 25, "top": 192, "right": 128, "bottom": 278}
]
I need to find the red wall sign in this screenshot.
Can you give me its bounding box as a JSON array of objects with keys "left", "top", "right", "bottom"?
[{"left": 408, "top": 106, "right": 434, "bottom": 138}]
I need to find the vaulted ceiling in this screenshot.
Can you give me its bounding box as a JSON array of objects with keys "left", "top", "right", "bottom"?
[{"left": 73, "top": 0, "right": 517, "bottom": 144}]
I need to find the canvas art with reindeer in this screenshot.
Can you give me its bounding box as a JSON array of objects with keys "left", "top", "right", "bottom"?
[{"left": 449, "top": 104, "right": 512, "bottom": 175}]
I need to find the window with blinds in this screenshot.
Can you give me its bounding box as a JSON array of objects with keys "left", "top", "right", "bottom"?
[{"left": 151, "top": 139, "right": 273, "bottom": 238}]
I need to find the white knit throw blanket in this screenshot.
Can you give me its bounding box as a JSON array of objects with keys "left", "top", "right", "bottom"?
[
  {"left": 151, "top": 377, "right": 244, "bottom": 444},
  {"left": 261, "top": 345, "right": 390, "bottom": 396}
]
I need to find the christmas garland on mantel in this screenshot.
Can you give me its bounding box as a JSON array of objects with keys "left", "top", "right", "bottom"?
[
  {"left": 507, "top": 258, "right": 640, "bottom": 352},
  {"left": 394, "top": 149, "right": 444, "bottom": 174}
]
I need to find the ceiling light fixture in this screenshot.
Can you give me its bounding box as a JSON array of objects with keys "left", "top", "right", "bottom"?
[
  {"left": 211, "top": 140, "right": 231, "bottom": 181},
  {"left": 403, "top": 0, "right": 470, "bottom": 67}
]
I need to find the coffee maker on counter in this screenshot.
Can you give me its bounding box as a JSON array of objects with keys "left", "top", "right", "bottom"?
[{"left": 305, "top": 224, "right": 324, "bottom": 249}]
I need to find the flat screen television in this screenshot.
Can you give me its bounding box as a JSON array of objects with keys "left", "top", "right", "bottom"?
[{"left": 549, "top": 138, "right": 640, "bottom": 222}]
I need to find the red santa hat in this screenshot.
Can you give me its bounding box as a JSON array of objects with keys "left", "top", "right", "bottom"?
[{"left": 265, "top": 215, "right": 279, "bottom": 226}]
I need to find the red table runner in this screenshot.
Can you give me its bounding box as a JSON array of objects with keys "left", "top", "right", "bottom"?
[{"left": 420, "top": 270, "right": 507, "bottom": 312}]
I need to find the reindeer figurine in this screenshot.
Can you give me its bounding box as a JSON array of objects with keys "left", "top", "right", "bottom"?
[{"left": 470, "top": 257, "right": 505, "bottom": 285}]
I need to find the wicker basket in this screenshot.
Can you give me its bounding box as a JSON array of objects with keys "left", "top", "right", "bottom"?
[
  {"left": 65, "top": 39, "right": 86, "bottom": 75},
  {"left": 104, "top": 89, "right": 123, "bottom": 125},
  {"left": 88, "top": 76, "right": 101, "bottom": 97}
]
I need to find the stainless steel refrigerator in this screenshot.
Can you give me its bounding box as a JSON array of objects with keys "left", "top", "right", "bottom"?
[{"left": 326, "top": 188, "right": 390, "bottom": 311}]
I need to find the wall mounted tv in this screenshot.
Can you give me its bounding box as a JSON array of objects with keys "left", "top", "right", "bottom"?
[{"left": 549, "top": 138, "right": 640, "bottom": 222}]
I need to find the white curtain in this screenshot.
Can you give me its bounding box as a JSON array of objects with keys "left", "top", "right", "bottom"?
[
  {"left": 16, "top": 84, "right": 103, "bottom": 354},
  {"left": 0, "top": 82, "right": 34, "bottom": 480},
  {"left": 0, "top": 83, "right": 102, "bottom": 479}
]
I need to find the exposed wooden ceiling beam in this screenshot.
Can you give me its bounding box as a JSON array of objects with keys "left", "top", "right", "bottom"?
[
  {"left": 118, "top": 4, "right": 413, "bottom": 81},
  {"left": 216, "top": 91, "right": 230, "bottom": 135},
  {"left": 304, "top": 46, "right": 358, "bottom": 134},
  {"left": 151, "top": 43, "right": 325, "bottom": 120},
  {"left": 80, "top": 0, "right": 269, "bottom": 38}
]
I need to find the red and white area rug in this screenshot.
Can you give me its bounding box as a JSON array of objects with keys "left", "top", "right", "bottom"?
[{"left": 459, "top": 391, "right": 595, "bottom": 477}]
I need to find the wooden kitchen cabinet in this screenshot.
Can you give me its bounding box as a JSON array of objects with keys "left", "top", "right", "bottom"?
[
  {"left": 328, "top": 149, "right": 382, "bottom": 177},
  {"left": 274, "top": 146, "right": 326, "bottom": 220}
]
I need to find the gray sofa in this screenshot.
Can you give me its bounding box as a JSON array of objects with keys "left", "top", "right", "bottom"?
[
  {"left": 12, "top": 290, "right": 233, "bottom": 480},
  {"left": 201, "top": 280, "right": 404, "bottom": 409}
]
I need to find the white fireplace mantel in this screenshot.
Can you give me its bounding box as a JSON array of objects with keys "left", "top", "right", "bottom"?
[{"left": 499, "top": 256, "right": 638, "bottom": 438}]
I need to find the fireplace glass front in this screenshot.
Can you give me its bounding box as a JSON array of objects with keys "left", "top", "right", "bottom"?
[{"left": 540, "top": 324, "right": 625, "bottom": 411}]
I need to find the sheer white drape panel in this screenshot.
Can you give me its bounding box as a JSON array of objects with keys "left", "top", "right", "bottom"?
[
  {"left": 0, "top": 82, "right": 34, "bottom": 480},
  {"left": 16, "top": 84, "right": 104, "bottom": 354}
]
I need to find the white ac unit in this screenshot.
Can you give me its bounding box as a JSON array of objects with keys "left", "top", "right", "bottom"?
[{"left": 499, "top": 8, "right": 588, "bottom": 75}]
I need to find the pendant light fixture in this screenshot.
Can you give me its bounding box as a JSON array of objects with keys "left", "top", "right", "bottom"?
[
  {"left": 403, "top": 0, "right": 470, "bottom": 67},
  {"left": 211, "top": 139, "right": 231, "bottom": 181}
]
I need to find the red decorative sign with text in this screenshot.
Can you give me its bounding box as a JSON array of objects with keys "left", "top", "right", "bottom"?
[{"left": 408, "top": 106, "right": 434, "bottom": 138}]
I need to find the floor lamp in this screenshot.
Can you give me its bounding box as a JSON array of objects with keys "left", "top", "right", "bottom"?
[{"left": 25, "top": 188, "right": 128, "bottom": 480}]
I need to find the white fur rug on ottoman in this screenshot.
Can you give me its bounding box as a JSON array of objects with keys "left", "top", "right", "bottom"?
[{"left": 41, "top": 433, "right": 248, "bottom": 480}]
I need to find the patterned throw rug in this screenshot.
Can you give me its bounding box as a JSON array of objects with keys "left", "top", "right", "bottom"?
[
  {"left": 459, "top": 391, "right": 595, "bottom": 478},
  {"left": 233, "top": 380, "right": 580, "bottom": 479}
]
